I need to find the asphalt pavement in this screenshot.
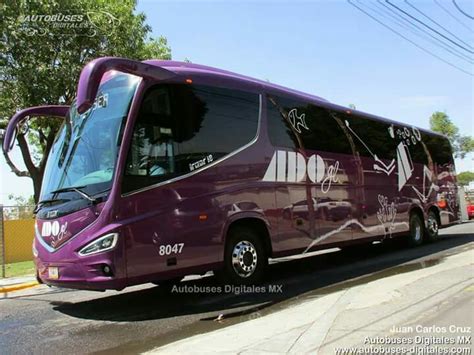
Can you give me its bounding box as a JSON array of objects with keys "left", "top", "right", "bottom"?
[{"left": 0, "top": 222, "right": 473, "bottom": 354}]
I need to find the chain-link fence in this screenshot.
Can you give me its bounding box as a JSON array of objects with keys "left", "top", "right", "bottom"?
[{"left": 0, "top": 205, "right": 36, "bottom": 278}]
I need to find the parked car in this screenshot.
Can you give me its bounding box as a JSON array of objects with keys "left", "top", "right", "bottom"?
[
  {"left": 466, "top": 193, "right": 474, "bottom": 220},
  {"left": 283, "top": 197, "right": 351, "bottom": 222}
]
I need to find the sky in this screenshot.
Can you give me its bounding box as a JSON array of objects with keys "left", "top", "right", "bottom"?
[{"left": 1, "top": 0, "right": 473, "bottom": 205}]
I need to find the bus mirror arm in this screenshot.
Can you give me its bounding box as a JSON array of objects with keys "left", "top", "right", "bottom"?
[
  {"left": 76, "top": 57, "right": 176, "bottom": 114},
  {"left": 2, "top": 105, "right": 70, "bottom": 153}
]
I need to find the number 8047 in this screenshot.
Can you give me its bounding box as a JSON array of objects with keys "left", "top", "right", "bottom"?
[{"left": 158, "top": 243, "right": 184, "bottom": 256}]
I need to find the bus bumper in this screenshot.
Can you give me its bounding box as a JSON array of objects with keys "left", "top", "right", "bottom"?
[{"left": 35, "top": 257, "right": 127, "bottom": 291}]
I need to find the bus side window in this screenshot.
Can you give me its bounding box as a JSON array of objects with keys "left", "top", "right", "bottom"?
[
  {"left": 423, "top": 133, "right": 453, "bottom": 167},
  {"left": 301, "top": 107, "right": 352, "bottom": 155},
  {"left": 266, "top": 95, "right": 300, "bottom": 149},
  {"left": 342, "top": 113, "right": 397, "bottom": 161},
  {"left": 123, "top": 84, "right": 259, "bottom": 194},
  {"left": 266, "top": 95, "right": 352, "bottom": 155},
  {"left": 125, "top": 86, "right": 173, "bottom": 177}
]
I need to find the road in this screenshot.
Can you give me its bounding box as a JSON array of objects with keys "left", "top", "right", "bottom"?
[{"left": 1, "top": 222, "right": 473, "bottom": 354}]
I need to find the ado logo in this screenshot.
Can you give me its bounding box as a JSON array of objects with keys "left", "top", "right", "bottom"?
[
  {"left": 41, "top": 221, "right": 68, "bottom": 246},
  {"left": 262, "top": 150, "right": 339, "bottom": 193}
]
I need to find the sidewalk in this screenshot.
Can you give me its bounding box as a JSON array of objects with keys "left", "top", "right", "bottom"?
[
  {"left": 148, "top": 246, "right": 474, "bottom": 354},
  {"left": 0, "top": 275, "right": 38, "bottom": 293}
]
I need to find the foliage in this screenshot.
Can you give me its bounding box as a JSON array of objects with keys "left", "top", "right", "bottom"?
[
  {"left": 429, "top": 111, "right": 474, "bottom": 159},
  {"left": 7, "top": 194, "right": 35, "bottom": 206},
  {"left": 0, "top": 0, "right": 171, "bottom": 202},
  {"left": 457, "top": 171, "right": 474, "bottom": 186},
  {"left": 4, "top": 194, "right": 35, "bottom": 219}
]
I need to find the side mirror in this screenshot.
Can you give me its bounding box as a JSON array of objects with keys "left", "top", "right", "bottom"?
[
  {"left": 19, "top": 120, "right": 29, "bottom": 135},
  {"left": 8, "top": 127, "right": 17, "bottom": 151},
  {"left": 2, "top": 105, "right": 70, "bottom": 153}
]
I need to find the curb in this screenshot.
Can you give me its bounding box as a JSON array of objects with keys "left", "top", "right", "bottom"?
[{"left": 0, "top": 281, "right": 39, "bottom": 293}]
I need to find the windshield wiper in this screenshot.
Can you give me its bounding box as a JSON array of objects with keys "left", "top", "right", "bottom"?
[
  {"left": 50, "top": 186, "right": 98, "bottom": 203},
  {"left": 51, "top": 186, "right": 112, "bottom": 203},
  {"left": 35, "top": 187, "right": 111, "bottom": 214},
  {"left": 34, "top": 198, "right": 70, "bottom": 214}
]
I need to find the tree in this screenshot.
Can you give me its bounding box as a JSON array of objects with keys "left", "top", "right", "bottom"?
[
  {"left": 457, "top": 171, "right": 474, "bottom": 186},
  {"left": 4, "top": 194, "right": 35, "bottom": 220},
  {"left": 0, "top": 0, "right": 171, "bottom": 202},
  {"left": 429, "top": 111, "right": 474, "bottom": 159}
]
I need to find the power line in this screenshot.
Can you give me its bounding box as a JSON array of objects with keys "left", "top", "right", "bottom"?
[
  {"left": 452, "top": 0, "right": 474, "bottom": 20},
  {"left": 347, "top": 0, "right": 473, "bottom": 76},
  {"left": 374, "top": 0, "right": 474, "bottom": 64},
  {"left": 433, "top": 0, "right": 474, "bottom": 34},
  {"left": 365, "top": 0, "right": 474, "bottom": 64},
  {"left": 386, "top": 0, "right": 473, "bottom": 54},
  {"left": 405, "top": 0, "right": 473, "bottom": 50}
]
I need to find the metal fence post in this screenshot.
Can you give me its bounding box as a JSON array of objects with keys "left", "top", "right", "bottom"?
[{"left": 0, "top": 204, "right": 5, "bottom": 278}]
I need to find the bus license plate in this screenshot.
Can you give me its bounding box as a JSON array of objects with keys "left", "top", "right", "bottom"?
[{"left": 48, "top": 267, "right": 59, "bottom": 280}]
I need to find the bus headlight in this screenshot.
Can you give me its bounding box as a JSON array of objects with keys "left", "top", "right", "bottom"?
[{"left": 79, "top": 233, "right": 118, "bottom": 256}]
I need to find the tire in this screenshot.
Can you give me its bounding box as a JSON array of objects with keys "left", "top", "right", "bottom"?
[
  {"left": 216, "top": 226, "right": 267, "bottom": 285},
  {"left": 408, "top": 213, "right": 424, "bottom": 247},
  {"left": 425, "top": 210, "right": 440, "bottom": 242}
]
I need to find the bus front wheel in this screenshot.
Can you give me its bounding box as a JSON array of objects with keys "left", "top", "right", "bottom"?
[{"left": 216, "top": 226, "right": 267, "bottom": 285}]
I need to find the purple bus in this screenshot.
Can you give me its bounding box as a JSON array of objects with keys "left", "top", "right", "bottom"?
[{"left": 3, "top": 57, "right": 460, "bottom": 290}]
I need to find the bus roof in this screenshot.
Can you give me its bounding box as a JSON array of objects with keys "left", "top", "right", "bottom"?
[{"left": 144, "top": 60, "right": 448, "bottom": 140}]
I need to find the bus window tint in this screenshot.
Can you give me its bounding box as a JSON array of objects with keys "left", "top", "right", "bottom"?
[
  {"left": 341, "top": 113, "right": 397, "bottom": 161},
  {"left": 123, "top": 84, "right": 259, "bottom": 193},
  {"left": 266, "top": 96, "right": 299, "bottom": 148},
  {"left": 423, "top": 133, "right": 453, "bottom": 166},
  {"left": 267, "top": 95, "right": 352, "bottom": 154}
]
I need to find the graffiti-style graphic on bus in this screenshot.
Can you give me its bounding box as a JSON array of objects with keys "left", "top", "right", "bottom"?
[
  {"left": 303, "top": 215, "right": 408, "bottom": 253},
  {"left": 288, "top": 108, "right": 309, "bottom": 133},
  {"left": 396, "top": 126, "right": 422, "bottom": 146},
  {"left": 376, "top": 195, "right": 397, "bottom": 238},
  {"left": 344, "top": 120, "right": 396, "bottom": 175},
  {"left": 396, "top": 142, "right": 414, "bottom": 191},
  {"left": 412, "top": 165, "right": 439, "bottom": 203}
]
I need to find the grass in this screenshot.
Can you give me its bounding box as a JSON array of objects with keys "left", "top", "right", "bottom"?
[{"left": 3, "top": 260, "right": 35, "bottom": 278}]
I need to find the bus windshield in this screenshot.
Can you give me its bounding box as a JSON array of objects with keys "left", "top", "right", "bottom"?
[{"left": 40, "top": 73, "right": 140, "bottom": 203}]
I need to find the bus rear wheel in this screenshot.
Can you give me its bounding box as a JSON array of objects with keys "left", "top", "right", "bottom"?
[
  {"left": 216, "top": 226, "right": 267, "bottom": 285},
  {"left": 408, "top": 213, "right": 424, "bottom": 247},
  {"left": 425, "top": 210, "right": 440, "bottom": 242}
]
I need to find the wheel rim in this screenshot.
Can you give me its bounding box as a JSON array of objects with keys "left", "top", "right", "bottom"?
[
  {"left": 231, "top": 240, "right": 258, "bottom": 278},
  {"left": 428, "top": 215, "right": 438, "bottom": 236}
]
